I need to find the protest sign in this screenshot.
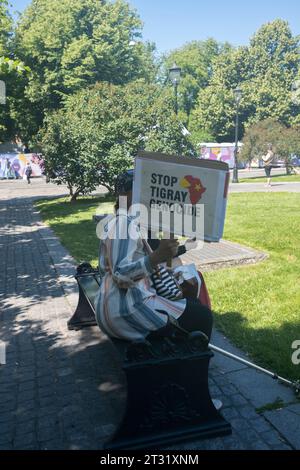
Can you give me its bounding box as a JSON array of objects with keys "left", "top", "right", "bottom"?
[{"left": 132, "top": 151, "right": 230, "bottom": 241}]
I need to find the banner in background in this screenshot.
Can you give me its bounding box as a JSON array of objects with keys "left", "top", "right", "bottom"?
[
  {"left": 0, "top": 153, "right": 44, "bottom": 179},
  {"left": 199, "top": 144, "right": 243, "bottom": 169}
]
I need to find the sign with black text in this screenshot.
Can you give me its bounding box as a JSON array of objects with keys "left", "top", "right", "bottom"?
[{"left": 132, "top": 151, "right": 230, "bottom": 241}]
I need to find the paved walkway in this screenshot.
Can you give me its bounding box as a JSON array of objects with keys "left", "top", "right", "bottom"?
[
  {"left": 230, "top": 181, "right": 300, "bottom": 192},
  {"left": 232, "top": 168, "right": 290, "bottom": 179},
  {"left": 0, "top": 180, "right": 299, "bottom": 450},
  {"left": 0, "top": 177, "right": 107, "bottom": 201},
  {"left": 1, "top": 175, "right": 300, "bottom": 202},
  {"left": 181, "top": 239, "right": 267, "bottom": 271}
]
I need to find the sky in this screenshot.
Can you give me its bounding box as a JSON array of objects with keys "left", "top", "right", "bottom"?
[{"left": 9, "top": 0, "right": 300, "bottom": 54}]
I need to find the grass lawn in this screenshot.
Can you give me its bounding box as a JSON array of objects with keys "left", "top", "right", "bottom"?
[
  {"left": 239, "top": 173, "right": 300, "bottom": 183},
  {"left": 36, "top": 195, "right": 115, "bottom": 266},
  {"left": 205, "top": 192, "right": 300, "bottom": 381},
  {"left": 36, "top": 192, "right": 300, "bottom": 380}
]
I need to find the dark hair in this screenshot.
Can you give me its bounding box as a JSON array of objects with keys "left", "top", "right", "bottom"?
[{"left": 115, "top": 169, "right": 134, "bottom": 195}]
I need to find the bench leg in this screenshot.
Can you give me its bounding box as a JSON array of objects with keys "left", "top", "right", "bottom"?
[
  {"left": 67, "top": 283, "right": 97, "bottom": 330},
  {"left": 105, "top": 349, "right": 231, "bottom": 450}
]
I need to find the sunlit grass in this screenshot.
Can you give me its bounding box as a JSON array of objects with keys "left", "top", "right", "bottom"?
[
  {"left": 36, "top": 195, "right": 114, "bottom": 266},
  {"left": 205, "top": 192, "right": 300, "bottom": 380}
]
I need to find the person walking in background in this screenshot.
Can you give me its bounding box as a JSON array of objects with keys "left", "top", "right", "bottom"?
[
  {"left": 7, "top": 159, "right": 10, "bottom": 179},
  {"left": 4, "top": 158, "right": 10, "bottom": 179},
  {"left": 11, "top": 159, "right": 21, "bottom": 179},
  {"left": 25, "top": 162, "right": 32, "bottom": 184},
  {"left": 262, "top": 144, "right": 275, "bottom": 187}
]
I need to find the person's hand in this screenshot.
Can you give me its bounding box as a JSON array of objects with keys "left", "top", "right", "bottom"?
[{"left": 150, "top": 239, "right": 179, "bottom": 267}]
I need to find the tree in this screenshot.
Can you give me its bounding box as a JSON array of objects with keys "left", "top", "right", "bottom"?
[
  {"left": 39, "top": 80, "right": 196, "bottom": 201},
  {"left": 189, "top": 44, "right": 252, "bottom": 142},
  {"left": 0, "top": 0, "right": 11, "bottom": 56},
  {"left": 275, "top": 126, "right": 300, "bottom": 174},
  {"left": 0, "top": 62, "right": 31, "bottom": 143},
  {"left": 14, "top": 0, "right": 157, "bottom": 141},
  {"left": 240, "top": 119, "right": 283, "bottom": 165},
  {"left": 162, "top": 39, "right": 231, "bottom": 128},
  {"left": 190, "top": 20, "right": 300, "bottom": 142},
  {"left": 0, "top": 0, "right": 31, "bottom": 142},
  {"left": 241, "top": 118, "right": 299, "bottom": 174}
]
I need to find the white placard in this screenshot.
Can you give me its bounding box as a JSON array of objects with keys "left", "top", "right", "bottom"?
[{"left": 132, "top": 151, "right": 229, "bottom": 241}]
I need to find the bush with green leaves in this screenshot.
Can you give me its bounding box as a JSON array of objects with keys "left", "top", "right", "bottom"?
[
  {"left": 39, "top": 80, "right": 196, "bottom": 201},
  {"left": 241, "top": 118, "right": 300, "bottom": 173}
]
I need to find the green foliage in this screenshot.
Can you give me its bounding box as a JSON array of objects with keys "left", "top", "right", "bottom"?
[
  {"left": 14, "top": 0, "right": 157, "bottom": 115},
  {"left": 241, "top": 118, "right": 300, "bottom": 173},
  {"left": 189, "top": 82, "right": 238, "bottom": 142},
  {"left": 35, "top": 195, "right": 114, "bottom": 265},
  {"left": 3, "top": 5, "right": 300, "bottom": 154},
  {"left": 0, "top": 67, "right": 31, "bottom": 142},
  {"left": 275, "top": 125, "right": 300, "bottom": 172},
  {"left": 162, "top": 39, "right": 231, "bottom": 128},
  {"left": 0, "top": 1, "right": 32, "bottom": 142},
  {"left": 39, "top": 80, "right": 196, "bottom": 200},
  {"left": 240, "top": 119, "right": 283, "bottom": 163},
  {"left": 0, "top": 0, "right": 12, "bottom": 56},
  {"left": 190, "top": 20, "right": 300, "bottom": 141},
  {"left": 188, "top": 128, "right": 215, "bottom": 149}
]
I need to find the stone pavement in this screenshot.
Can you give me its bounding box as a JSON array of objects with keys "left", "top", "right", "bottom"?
[
  {"left": 230, "top": 181, "right": 300, "bottom": 193},
  {"left": 232, "top": 167, "right": 289, "bottom": 179},
  {"left": 181, "top": 239, "right": 267, "bottom": 272},
  {"left": 1, "top": 174, "right": 300, "bottom": 202},
  {"left": 0, "top": 181, "right": 299, "bottom": 450},
  {"left": 0, "top": 177, "right": 107, "bottom": 202}
]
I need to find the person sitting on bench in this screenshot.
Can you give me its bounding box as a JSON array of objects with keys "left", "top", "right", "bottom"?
[{"left": 94, "top": 169, "right": 213, "bottom": 343}]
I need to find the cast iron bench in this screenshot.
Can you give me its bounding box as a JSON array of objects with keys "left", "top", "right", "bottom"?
[{"left": 68, "top": 262, "right": 231, "bottom": 450}]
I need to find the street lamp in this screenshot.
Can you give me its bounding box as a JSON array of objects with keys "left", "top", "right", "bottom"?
[
  {"left": 232, "top": 86, "right": 242, "bottom": 183},
  {"left": 169, "top": 63, "right": 181, "bottom": 115},
  {"left": 0, "top": 80, "right": 6, "bottom": 105}
]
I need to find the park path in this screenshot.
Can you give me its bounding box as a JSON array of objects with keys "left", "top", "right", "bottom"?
[
  {"left": 230, "top": 181, "right": 300, "bottom": 192},
  {"left": 0, "top": 196, "right": 123, "bottom": 450},
  {"left": 1, "top": 173, "right": 300, "bottom": 201},
  {"left": 0, "top": 179, "right": 298, "bottom": 450}
]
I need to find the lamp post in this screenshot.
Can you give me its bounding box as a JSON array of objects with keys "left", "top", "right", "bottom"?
[
  {"left": 0, "top": 80, "right": 6, "bottom": 105},
  {"left": 169, "top": 63, "right": 181, "bottom": 115},
  {"left": 232, "top": 87, "right": 242, "bottom": 183}
]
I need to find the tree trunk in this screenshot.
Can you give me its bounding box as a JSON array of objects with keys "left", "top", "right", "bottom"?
[
  {"left": 70, "top": 186, "right": 84, "bottom": 203},
  {"left": 67, "top": 183, "right": 74, "bottom": 196},
  {"left": 67, "top": 183, "right": 77, "bottom": 202},
  {"left": 70, "top": 192, "right": 78, "bottom": 203}
]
